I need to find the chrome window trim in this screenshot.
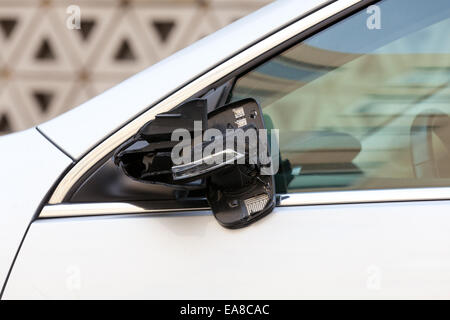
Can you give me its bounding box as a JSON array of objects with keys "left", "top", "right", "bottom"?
[
  {"left": 40, "top": 187, "right": 450, "bottom": 219},
  {"left": 278, "top": 188, "right": 450, "bottom": 207},
  {"left": 46, "top": 0, "right": 363, "bottom": 206},
  {"left": 40, "top": 202, "right": 210, "bottom": 219}
]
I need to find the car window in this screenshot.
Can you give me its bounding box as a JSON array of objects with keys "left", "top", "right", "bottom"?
[{"left": 231, "top": 0, "right": 450, "bottom": 193}]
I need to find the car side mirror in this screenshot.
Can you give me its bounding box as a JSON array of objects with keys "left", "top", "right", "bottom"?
[{"left": 115, "top": 98, "right": 276, "bottom": 228}]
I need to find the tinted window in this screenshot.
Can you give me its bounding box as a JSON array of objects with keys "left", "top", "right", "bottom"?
[{"left": 231, "top": 0, "right": 450, "bottom": 193}]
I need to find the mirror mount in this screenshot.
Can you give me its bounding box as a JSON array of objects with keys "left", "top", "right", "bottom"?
[{"left": 115, "top": 98, "right": 275, "bottom": 229}]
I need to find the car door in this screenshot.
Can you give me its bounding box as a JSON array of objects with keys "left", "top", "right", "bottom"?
[{"left": 3, "top": 0, "right": 450, "bottom": 299}]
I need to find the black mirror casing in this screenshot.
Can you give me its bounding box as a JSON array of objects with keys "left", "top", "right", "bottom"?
[
  {"left": 114, "top": 98, "right": 276, "bottom": 229},
  {"left": 204, "top": 98, "right": 275, "bottom": 228}
]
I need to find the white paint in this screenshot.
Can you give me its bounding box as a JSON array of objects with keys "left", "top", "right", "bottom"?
[
  {"left": 5, "top": 201, "right": 450, "bottom": 299},
  {"left": 0, "top": 129, "right": 72, "bottom": 292}
]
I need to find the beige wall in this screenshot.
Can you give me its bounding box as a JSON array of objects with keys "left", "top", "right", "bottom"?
[{"left": 0, "top": 0, "right": 270, "bottom": 134}]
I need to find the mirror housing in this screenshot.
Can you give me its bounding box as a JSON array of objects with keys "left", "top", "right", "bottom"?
[{"left": 115, "top": 98, "right": 275, "bottom": 228}]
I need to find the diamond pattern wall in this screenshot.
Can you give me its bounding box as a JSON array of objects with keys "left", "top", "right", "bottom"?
[{"left": 0, "top": 0, "right": 270, "bottom": 134}]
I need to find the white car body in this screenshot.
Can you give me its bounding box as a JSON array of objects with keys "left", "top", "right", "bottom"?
[{"left": 1, "top": 0, "right": 450, "bottom": 299}]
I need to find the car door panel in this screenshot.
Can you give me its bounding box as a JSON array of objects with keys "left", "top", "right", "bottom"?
[
  {"left": 4, "top": 200, "right": 450, "bottom": 299},
  {"left": 0, "top": 129, "right": 72, "bottom": 293}
]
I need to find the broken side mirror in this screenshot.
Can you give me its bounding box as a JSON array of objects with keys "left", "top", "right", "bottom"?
[{"left": 115, "top": 98, "right": 276, "bottom": 229}]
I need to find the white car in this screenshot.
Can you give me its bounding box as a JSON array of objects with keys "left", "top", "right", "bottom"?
[{"left": 1, "top": 0, "right": 450, "bottom": 299}]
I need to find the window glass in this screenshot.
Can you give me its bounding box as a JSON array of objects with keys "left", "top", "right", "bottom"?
[{"left": 231, "top": 0, "right": 450, "bottom": 193}]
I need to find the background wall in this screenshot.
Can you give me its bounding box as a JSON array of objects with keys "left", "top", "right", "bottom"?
[{"left": 0, "top": 0, "right": 270, "bottom": 134}]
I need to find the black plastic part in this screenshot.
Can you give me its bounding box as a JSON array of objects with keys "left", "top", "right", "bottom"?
[
  {"left": 171, "top": 98, "right": 268, "bottom": 184},
  {"left": 138, "top": 99, "right": 207, "bottom": 141},
  {"left": 114, "top": 99, "right": 208, "bottom": 189},
  {"left": 114, "top": 97, "right": 275, "bottom": 229},
  {"left": 203, "top": 79, "right": 234, "bottom": 114},
  {"left": 208, "top": 169, "right": 275, "bottom": 229},
  {"left": 206, "top": 99, "right": 276, "bottom": 229},
  {"left": 70, "top": 158, "right": 182, "bottom": 202},
  {"left": 208, "top": 98, "right": 263, "bottom": 131}
]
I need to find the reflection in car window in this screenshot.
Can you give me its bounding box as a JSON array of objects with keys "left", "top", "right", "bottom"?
[{"left": 231, "top": 0, "right": 450, "bottom": 193}]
